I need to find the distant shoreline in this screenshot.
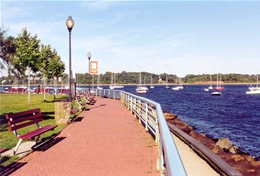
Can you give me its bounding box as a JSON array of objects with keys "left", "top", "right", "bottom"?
[{"left": 2, "top": 83, "right": 254, "bottom": 87}]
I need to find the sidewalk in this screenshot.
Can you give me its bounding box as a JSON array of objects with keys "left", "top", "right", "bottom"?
[{"left": 1, "top": 97, "right": 157, "bottom": 176}]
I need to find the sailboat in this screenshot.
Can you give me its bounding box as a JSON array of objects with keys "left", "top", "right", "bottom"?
[
  {"left": 97, "top": 74, "right": 103, "bottom": 90},
  {"left": 136, "top": 73, "right": 148, "bottom": 94},
  {"left": 246, "top": 72, "right": 260, "bottom": 94},
  {"left": 204, "top": 74, "right": 213, "bottom": 91},
  {"left": 109, "top": 73, "right": 124, "bottom": 89},
  {"left": 172, "top": 76, "right": 183, "bottom": 90},
  {"left": 215, "top": 73, "right": 224, "bottom": 90},
  {"left": 165, "top": 75, "right": 170, "bottom": 89},
  {"left": 150, "top": 75, "right": 154, "bottom": 89}
]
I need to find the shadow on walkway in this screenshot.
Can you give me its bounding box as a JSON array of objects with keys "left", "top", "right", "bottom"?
[
  {"left": 0, "top": 161, "right": 27, "bottom": 176},
  {"left": 33, "top": 137, "right": 66, "bottom": 152}
]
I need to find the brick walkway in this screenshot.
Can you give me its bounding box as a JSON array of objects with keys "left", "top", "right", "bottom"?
[{"left": 4, "top": 97, "right": 158, "bottom": 176}]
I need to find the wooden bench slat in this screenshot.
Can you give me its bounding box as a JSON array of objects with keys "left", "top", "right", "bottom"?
[
  {"left": 8, "top": 113, "right": 42, "bottom": 125},
  {"left": 9, "top": 118, "right": 43, "bottom": 131},
  {"left": 6, "top": 108, "right": 41, "bottom": 120},
  {"left": 19, "top": 125, "right": 57, "bottom": 140}
]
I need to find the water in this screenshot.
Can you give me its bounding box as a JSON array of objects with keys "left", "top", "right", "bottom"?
[{"left": 121, "top": 85, "right": 260, "bottom": 159}]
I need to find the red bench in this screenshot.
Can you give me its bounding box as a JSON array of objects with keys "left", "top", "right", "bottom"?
[
  {"left": 62, "top": 101, "right": 79, "bottom": 118},
  {"left": 6, "top": 108, "right": 57, "bottom": 155},
  {"left": 83, "top": 91, "right": 95, "bottom": 104},
  {"left": 76, "top": 95, "right": 87, "bottom": 110}
]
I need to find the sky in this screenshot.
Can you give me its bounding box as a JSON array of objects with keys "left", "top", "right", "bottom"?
[{"left": 1, "top": 0, "right": 260, "bottom": 77}]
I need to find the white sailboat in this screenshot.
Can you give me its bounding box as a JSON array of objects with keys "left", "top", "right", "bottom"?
[
  {"left": 172, "top": 76, "right": 183, "bottom": 90},
  {"left": 136, "top": 73, "right": 148, "bottom": 94},
  {"left": 246, "top": 72, "right": 260, "bottom": 94},
  {"left": 110, "top": 73, "right": 124, "bottom": 89},
  {"left": 204, "top": 74, "right": 213, "bottom": 91},
  {"left": 165, "top": 75, "right": 170, "bottom": 89},
  {"left": 150, "top": 75, "right": 154, "bottom": 88},
  {"left": 212, "top": 91, "right": 221, "bottom": 96},
  {"left": 208, "top": 74, "right": 213, "bottom": 90},
  {"left": 97, "top": 74, "right": 103, "bottom": 90}
]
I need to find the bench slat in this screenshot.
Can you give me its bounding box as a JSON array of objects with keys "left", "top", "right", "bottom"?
[
  {"left": 9, "top": 118, "right": 43, "bottom": 131},
  {"left": 19, "top": 125, "right": 57, "bottom": 140},
  {"left": 6, "top": 108, "right": 41, "bottom": 120},
  {"left": 8, "top": 113, "right": 42, "bottom": 125}
]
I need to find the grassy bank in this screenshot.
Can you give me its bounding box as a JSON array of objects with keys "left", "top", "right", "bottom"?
[{"left": 0, "top": 93, "right": 81, "bottom": 166}]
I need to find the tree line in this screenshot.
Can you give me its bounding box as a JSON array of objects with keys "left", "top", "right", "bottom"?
[{"left": 1, "top": 71, "right": 258, "bottom": 86}]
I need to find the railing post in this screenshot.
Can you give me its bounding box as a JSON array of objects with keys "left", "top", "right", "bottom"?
[
  {"left": 138, "top": 100, "right": 142, "bottom": 124},
  {"left": 145, "top": 102, "right": 148, "bottom": 132},
  {"left": 130, "top": 96, "right": 133, "bottom": 111},
  {"left": 155, "top": 117, "right": 159, "bottom": 144}
]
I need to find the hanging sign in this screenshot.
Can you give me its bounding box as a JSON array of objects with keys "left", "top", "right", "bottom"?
[{"left": 90, "top": 61, "right": 98, "bottom": 75}]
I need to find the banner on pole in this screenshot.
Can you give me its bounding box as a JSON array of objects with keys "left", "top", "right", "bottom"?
[{"left": 90, "top": 61, "right": 98, "bottom": 75}]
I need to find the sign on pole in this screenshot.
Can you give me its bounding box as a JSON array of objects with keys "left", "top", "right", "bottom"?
[{"left": 90, "top": 61, "right": 98, "bottom": 75}]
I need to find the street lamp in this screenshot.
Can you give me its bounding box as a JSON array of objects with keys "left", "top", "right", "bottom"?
[
  {"left": 66, "top": 16, "right": 74, "bottom": 102},
  {"left": 88, "top": 52, "right": 92, "bottom": 92}
]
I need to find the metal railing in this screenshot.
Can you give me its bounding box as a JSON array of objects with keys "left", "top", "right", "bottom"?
[{"left": 81, "top": 88, "right": 187, "bottom": 176}]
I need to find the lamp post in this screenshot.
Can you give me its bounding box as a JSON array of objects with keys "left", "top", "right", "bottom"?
[
  {"left": 88, "top": 52, "right": 92, "bottom": 92},
  {"left": 66, "top": 16, "right": 74, "bottom": 102}
]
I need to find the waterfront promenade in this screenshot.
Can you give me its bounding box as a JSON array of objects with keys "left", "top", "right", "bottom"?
[
  {"left": 1, "top": 96, "right": 157, "bottom": 176},
  {"left": 1, "top": 96, "right": 219, "bottom": 176}
]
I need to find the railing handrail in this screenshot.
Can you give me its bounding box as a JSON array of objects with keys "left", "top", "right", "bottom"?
[{"left": 80, "top": 88, "right": 187, "bottom": 176}]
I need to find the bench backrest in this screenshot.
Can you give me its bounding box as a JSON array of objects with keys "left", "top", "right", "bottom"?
[{"left": 6, "top": 108, "right": 43, "bottom": 131}]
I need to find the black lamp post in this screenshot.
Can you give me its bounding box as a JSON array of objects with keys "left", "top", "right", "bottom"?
[
  {"left": 88, "top": 52, "right": 92, "bottom": 92},
  {"left": 66, "top": 16, "right": 74, "bottom": 102}
]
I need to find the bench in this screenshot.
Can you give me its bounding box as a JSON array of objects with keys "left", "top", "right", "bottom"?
[
  {"left": 76, "top": 95, "right": 87, "bottom": 110},
  {"left": 6, "top": 108, "right": 58, "bottom": 155},
  {"left": 83, "top": 91, "right": 96, "bottom": 104}
]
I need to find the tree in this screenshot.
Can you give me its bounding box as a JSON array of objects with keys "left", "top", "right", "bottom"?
[
  {"left": 38, "top": 44, "right": 65, "bottom": 100},
  {"left": 10, "top": 28, "right": 42, "bottom": 105},
  {"left": 0, "top": 27, "right": 16, "bottom": 76},
  {"left": 11, "top": 28, "right": 41, "bottom": 77}
]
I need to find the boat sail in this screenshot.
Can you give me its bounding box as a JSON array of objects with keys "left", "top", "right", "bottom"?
[{"left": 136, "top": 73, "right": 148, "bottom": 94}]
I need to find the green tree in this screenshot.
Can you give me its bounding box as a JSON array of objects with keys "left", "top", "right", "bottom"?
[
  {"left": 39, "top": 44, "right": 65, "bottom": 100},
  {"left": 11, "top": 28, "right": 41, "bottom": 77},
  {"left": 0, "top": 27, "right": 16, "bottom": 77}
]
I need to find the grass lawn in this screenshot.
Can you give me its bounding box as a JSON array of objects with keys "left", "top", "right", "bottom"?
[{"left": 0, "top": 93, "right": 82, "bottom": 166}]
